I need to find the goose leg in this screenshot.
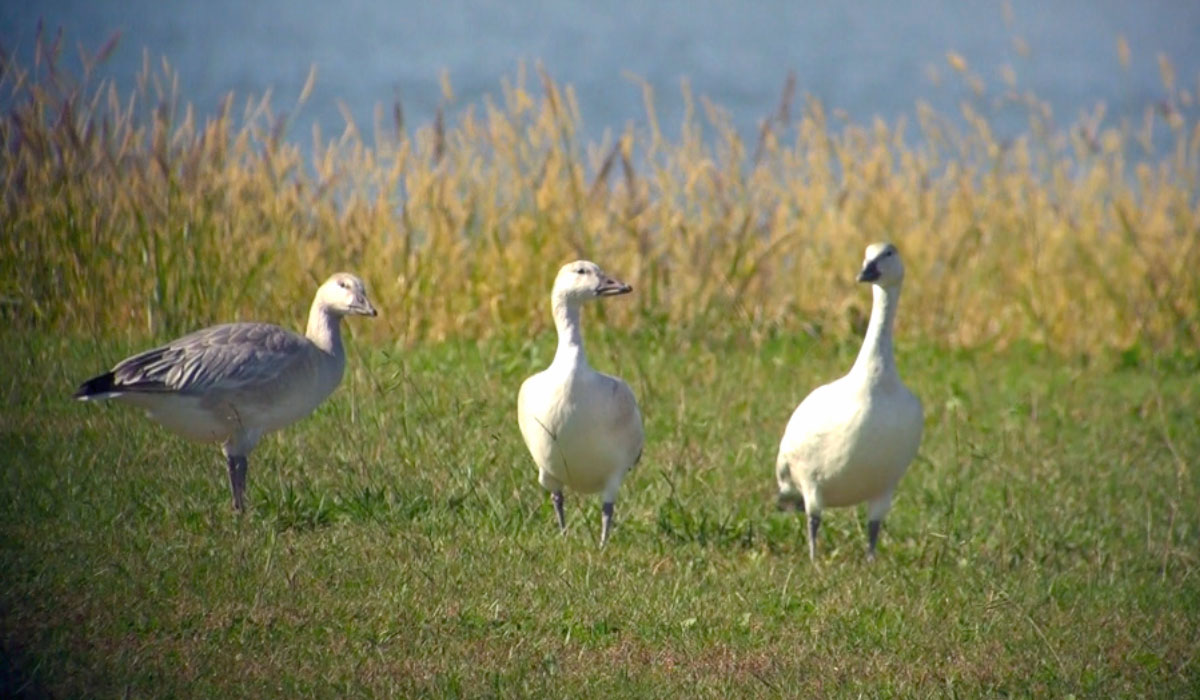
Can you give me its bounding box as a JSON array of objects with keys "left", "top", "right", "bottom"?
[
  {"left": 600, "top": 501, "right": 615, "bottom": 547},
  {"left": 552, "top": 490, "right": 566, "bottom": 533},
  {"left": 807, "top": 511, "right": 821, "bottom": 562},
  {"left": 866, "top": 492, "right": 894, "bottom": 561},
  {"left": 227, "top": 454, "right": 248, "bottom": 512},
  {"left": 867, "top": 520, "right": 882, "bottom": 562}
]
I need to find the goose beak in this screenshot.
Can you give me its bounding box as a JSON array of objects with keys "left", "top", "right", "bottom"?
[
  {"left": 351, "top": 298, "right": 378, "bottom": 317},
  {"left": 856, "top": 261, "right": 880, "bottom": 283},
  {"left": 596, "top": 275, "right": 633, "bottom": 297}
]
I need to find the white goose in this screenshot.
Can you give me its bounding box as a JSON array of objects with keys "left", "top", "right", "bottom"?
[
  {"left": 517, "top": 261, "right": 644, "bottom": 546},
  {"left": 74, "top": 273, "right": 377, "bottom": 511},
  {"left": 776, "top": 243, "right": 923, "bottom": 561}
]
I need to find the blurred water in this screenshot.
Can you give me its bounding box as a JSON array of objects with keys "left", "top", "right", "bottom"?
[{"left": 3, "top": 0, "right": 1198, "bottom": 149}]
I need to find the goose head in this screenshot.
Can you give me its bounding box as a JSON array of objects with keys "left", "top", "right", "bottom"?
[
  {"left": 552, "top": 260, "right": 632, "bottom": 305},
  {"left": 317, "top": 272, "right": 378, "bottom": 317},
  {"left": 856, "top": 243, "right": 905, "bottom": 288}
]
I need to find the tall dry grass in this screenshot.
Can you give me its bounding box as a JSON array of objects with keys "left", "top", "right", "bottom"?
[{"left": 2, "top": 30, "right": 1197, "bottom": 355}]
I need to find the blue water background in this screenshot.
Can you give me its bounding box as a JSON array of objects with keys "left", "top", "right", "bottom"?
[{"left": 3, "top": 1, "right": 1198, "bottom": 150}]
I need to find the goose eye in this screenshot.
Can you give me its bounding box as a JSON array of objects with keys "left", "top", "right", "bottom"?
[
  {"left": 338, "top": 280, "right": 350, "bottom": 289},
  {"left": 574, "top": 267, "right": 586, "bottom": 275}
]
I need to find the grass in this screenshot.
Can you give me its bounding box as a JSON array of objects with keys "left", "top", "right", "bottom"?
[{"left": 1, "top": 328, "right": 1197, "bottom": 696}]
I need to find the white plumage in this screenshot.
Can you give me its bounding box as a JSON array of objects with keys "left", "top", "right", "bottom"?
[
  {"left": 776, "top": 243, "right": 924, "bottom": 561},
  {"left": 74, "top": 272, "right": 377, "bottom": 511},
  {"left": 517, "top": 260, "right": 644, "bottom": 546}
]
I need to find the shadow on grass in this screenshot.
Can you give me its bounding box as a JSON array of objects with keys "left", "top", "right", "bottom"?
[
  {"left": 0, "top": 637, "right": 51, "bottom": 699},
  {"left": 655, "top": 495, "right": 810, "bottom": 553},
  {"left": 254, "top": 484, "right": 435, "bottom": 533}
]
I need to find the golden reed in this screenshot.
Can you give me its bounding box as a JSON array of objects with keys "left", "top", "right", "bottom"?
[{"left": 3, "top": 32, "right": 1196, "bottom": 356}]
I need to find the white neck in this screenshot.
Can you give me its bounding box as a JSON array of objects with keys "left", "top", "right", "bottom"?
[
  {"left": 306, "top": 300, "right": 344, "bottom": 358},
  {"left": 850, "top": 282, "right": 901, "bottom": 385},
  {"left": 550, "top": 296, "right": 588, "bottom": 370}
]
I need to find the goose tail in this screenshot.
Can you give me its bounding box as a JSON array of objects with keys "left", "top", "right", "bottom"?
[
  {"left": 73, "top": 372, "right": 122, "bottom": 401},
  {"left": 775, "top": 457, "right": 804, "bottom": 511}
]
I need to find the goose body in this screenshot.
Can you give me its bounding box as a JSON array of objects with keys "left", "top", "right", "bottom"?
[
  {"left": 776, "top": 243, "right": 923, "bottom": 560},
  {"left": 517, "top": 261, "right": 644, "bottom": 545},
  {"left": 518, "top": 367, "right": 642, "bottom": 496},
  {"left": 74, "top": 272, "right": 377, "bottom": 510}
]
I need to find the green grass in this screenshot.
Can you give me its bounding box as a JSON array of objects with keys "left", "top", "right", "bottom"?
[{"left": 1, "top": 324, "right": 1197, "bottom": 697}]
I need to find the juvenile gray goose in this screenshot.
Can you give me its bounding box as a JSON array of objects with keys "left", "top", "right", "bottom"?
[
  {"left": 74, "top": 273, "right": 377, "bottom": 511},
  {"left": 776, "top": 243, "right": 924, "bottom": 561},
  {"left": 517, "top": 261, "right": 644, "bottom": 546}
]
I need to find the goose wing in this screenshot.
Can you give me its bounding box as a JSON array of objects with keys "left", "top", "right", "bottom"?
[
  {"left": 107, "top": 323, "right": 312, "bottom": 396},
  {"left": 596, "top": 372, "right": 644, "bottom": 465},
  {"left": 778, "top": 379, "right": 856, "bottom": 460}
]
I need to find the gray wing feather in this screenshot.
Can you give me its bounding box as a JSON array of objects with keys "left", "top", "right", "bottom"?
[{"left": 111, "top": 323, "right": 311, "bottom": 395}]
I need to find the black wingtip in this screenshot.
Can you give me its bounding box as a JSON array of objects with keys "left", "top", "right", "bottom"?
[{"left": 74, "top": 372, "right": 117, "bottom": 400}]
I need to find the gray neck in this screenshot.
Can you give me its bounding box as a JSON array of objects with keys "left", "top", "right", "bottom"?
[
  {"left": 551, "top": 297, "right": 588, "bottom": 369},
  {"left": 306, "top": 301, "right": 344, "bottom": 358},
  {"left": 850, "top": 282, "right": 900, "bottom": 384}
]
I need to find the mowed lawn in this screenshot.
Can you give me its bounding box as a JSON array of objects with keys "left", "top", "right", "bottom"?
[{"left": 1, "top": 326, "right": 1196, "bottom": 697}]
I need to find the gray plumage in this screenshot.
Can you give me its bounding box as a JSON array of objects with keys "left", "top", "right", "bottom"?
[
  {"left": 75, "top": 272, "right": 377, "bottom": 511},
  {"left": 97, "top": 323, "right": 314, "bottom": 396}
]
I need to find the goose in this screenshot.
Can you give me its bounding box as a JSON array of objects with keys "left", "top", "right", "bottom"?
[
  {"left": 74, "top": 273, "right": 377, "bottom": 511},
  {"left": 517, "top": 261, "right": 644, "bottom": 546},
  {"left": 775, "top": 243, "right": 923, "bottom": 561}
]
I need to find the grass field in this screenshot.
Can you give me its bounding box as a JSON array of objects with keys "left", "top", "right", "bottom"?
[{"left": 2, "top": 326, "right": 1197, "bottom": 696}]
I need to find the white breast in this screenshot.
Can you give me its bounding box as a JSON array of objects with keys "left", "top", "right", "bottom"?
[
  {"left": 780, "top": 377, "right": 922, "bottom": 508},
  {"left": 518, "top": 365, "right": 644, "bottom": 495}
]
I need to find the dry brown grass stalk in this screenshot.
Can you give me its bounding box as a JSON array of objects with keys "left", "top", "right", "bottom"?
[{"left": 2, "top": 32, "right": 1197, "bottom": 356}]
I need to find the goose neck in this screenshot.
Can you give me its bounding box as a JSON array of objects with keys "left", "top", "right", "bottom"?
[
  {"left": 851, "top": 283, "right": 900, "bottom": 383},
  {"left": 551, "top": 297, "right": 588, "bottom": 368},
  {"left": 306, "top": 301, "right": 344, "bottom": 358}
]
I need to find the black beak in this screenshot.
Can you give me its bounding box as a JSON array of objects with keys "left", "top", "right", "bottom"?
[
  {"left": 596, "top": 275, "right": 633, "bottom": 296},
  {"left": 856, "top": 261, "right": 880, "bottom": 283}
]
